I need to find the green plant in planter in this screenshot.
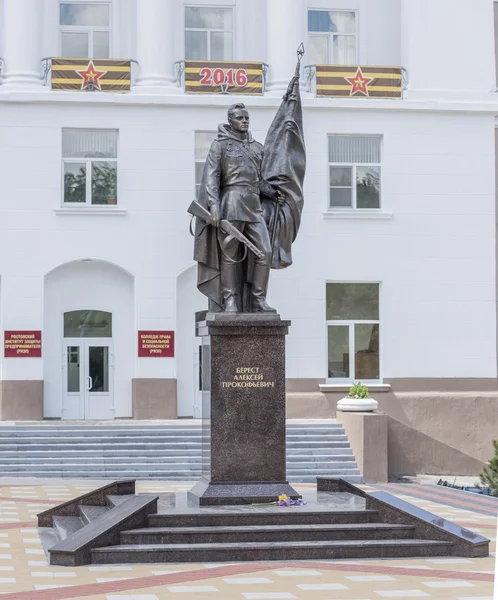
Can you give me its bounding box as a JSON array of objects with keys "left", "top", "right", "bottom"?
[
  {"left": 348, "top": 382, "right": 369, "bottom": 399},
  {"left": 92, "top": 162, "right": 117, "bottom": 205},
  {"left": 480, "top": 439, "right": 498, "bottom": 496},
  {"left": 64, "top": 168, "right": 86, "bottom": 203}
]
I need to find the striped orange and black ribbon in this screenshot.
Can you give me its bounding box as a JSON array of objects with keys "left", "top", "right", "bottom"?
[
  {"left": 51, "top": 58, "right": 131, "bottom": 92},
  {"left": 316, "top": 65, "right": 402, "bottom": 99},
  {"left": 185, "top": 61, "right": 263, "bottom": 95}
]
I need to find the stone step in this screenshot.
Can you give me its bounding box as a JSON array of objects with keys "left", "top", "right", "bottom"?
[
  {"left": 148, "top": 510, "right": 379, "bottom": 528},
  {"left": 0, "top": 429, "right": 344, "bottom": 437},
  {"left": 0, "top": 449, "right": 205, "bottom": 458},
  {"left": 53, "top": 516, "right": 84, "bottom": 542},
  {"left": 0, "top": 441, "right": 350, "bottom": 452},
  {"left": 0, "top": 455, "right": 356, "bottom": 466},
  {"left": 287, "top": 463, "right": 360, "bottom": 479},
  {"left": 0, "top": 460, "right": 357, "bottom": 471},
  {"left": 292, "top": 475, "right": 363, "bottom": 484},
  {"left": 91, "top": 538, "right": 454, "bottom": 564},
  {"left": 107, "top": 495, "right": 138, "bottom": 508},
  {"left": 79, "top": 505, "right": 110, "bottom": 524},
  {"left": 0, "top": 447, "right": 353, "bottom": 458},
  {"left": 121, "top": 523, "right": 415, "bottom": 545},
  {"left": 0, "top": 470, "right": 203, "bottom": 478}
]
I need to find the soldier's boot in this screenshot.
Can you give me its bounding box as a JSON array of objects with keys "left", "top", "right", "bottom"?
[
  {"left": 251, "top": 265, "right": 276, "bottom": 313},
  {"left": 221, "top": 263, "right": 239, "bottom": 313}
]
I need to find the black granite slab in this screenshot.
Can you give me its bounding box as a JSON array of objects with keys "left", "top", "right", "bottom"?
[
  {"left": 49, "top": 494, "right": 158, "bottom": 566},
  {"left": 120, "top": 522, "right": 415, "bottom": 544},
  {"left": 91, "top": 538, "right": 453, "bottom": 564},
  {"left": 317, "top": 478, "right": 490, "bottom": 558},
  {"left": 190, "top": 314, "right": 299, "bottom": 505},
  {"left": 37, "top": 480, "right": 135, "bottom": 527}
]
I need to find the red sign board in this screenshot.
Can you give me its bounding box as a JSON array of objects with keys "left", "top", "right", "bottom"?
[
  {"left": 138, "top": 331, "right": 174, "bottom": 358},
  {"left": 4, "top": 331, "right": 42, "bottom": 357}
]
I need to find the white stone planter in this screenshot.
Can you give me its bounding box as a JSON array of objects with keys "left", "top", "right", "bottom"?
[{"left": 337, "top": 396, "right": 378, "bottom": 412}]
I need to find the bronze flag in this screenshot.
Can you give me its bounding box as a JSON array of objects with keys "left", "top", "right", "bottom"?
[
  {"left": 185, "top": 61, "right": 263, "bottom": 95},
  {"left": 51, "top": 58, "right": 131, "bottom": 92},
  {"left": 316, "top": 65, "right": 402, "bottom": 99}
]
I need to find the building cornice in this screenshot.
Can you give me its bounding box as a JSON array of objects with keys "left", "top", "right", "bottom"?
[{"left": 1, "top": 89, "right": 498, "bottom": 115}]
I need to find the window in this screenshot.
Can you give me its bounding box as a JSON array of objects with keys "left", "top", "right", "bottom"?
[
  {"left": 326, "top": 283, "right": 380, "bottom": 381},
  {"left": 308, "top": 10, "right": 356, "bottom": 65},
  {"left": 185, "top": 6, "right": 234, "bottom": 61},
  {"left": 195, "top": 131, "right": 216, "bottom": 198},
  {"left": 329, "top": 135, "right": 381, "bottom": 210},
  {"left": 62, "top": 129, "right": 118, "bottom": 206},
  {"left": 64, "top": 310, "right": 112, "bottom": 337},
  {"left": 60, "top": 2, "right": 110, "bottom": 58}
]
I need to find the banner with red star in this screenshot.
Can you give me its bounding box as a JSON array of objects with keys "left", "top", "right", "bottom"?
[
  {"left": 51, "top": 58, "right": 131, "bottom": 92},
  {"left": 315, "top": 65, "right": 402, "bottom": 99},
  {"left": 76, "top": 60, "right": 107, "bottom": 91}
]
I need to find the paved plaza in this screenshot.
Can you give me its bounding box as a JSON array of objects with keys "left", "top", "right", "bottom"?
[{"left": 0, "top": 480, "right": 494, "bottom": 599}]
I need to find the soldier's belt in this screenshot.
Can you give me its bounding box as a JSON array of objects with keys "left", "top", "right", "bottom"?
[{"left": 223, "top": 184, "right": 259, "bottom": 194}]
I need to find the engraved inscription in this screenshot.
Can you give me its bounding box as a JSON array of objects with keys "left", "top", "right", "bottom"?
[{"left": 222, "top": 366, "right": 275, "bottom": 389}]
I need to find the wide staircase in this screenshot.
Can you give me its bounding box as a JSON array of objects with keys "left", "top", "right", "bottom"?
[
  {"left": 0, "top": 420, "right": 361, "bottom": 482},
  {"left": 40, "top": 480, "right": 485, "bottom": 566}
]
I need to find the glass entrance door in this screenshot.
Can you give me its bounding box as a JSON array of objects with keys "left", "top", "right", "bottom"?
[{"left": 63, "top": 338, "right": 114, "bottom": 419}]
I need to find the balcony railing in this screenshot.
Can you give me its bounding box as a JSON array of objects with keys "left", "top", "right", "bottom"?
[
  {"left": 304, "top": 64, "right": 408, "bottom": 99},
  {"left": 174, "top": 60, "right": 269, "bottom": 95},
  {"left": 41, "top": 57, "right": 138, "bottom": 92}
]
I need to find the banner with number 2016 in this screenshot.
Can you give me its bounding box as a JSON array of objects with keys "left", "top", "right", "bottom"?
[{"left": 185, "top": 61, "right": 263, "bottom": 95}]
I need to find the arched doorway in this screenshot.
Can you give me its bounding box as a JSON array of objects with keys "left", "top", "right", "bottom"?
[
  {"left": 44, "top": 260, "right": 134, "bottom": 420},
  {"left": 176, "top": 263, "right": 207, "bottom": 417}
]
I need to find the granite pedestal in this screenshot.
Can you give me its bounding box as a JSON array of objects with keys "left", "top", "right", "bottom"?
[{"left": 188, "top": 313, "right": 300, "bottom": 505}]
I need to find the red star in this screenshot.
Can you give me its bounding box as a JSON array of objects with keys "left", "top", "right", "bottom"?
[
  {"left": 76, "top": 60, "right": 107, "bottom": 91},
  {"left": 345, "top": 67, "right": 374, "bottom": 97}
]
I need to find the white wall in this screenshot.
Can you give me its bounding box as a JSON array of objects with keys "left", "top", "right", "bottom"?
[
  {"left": 0, "top": 100, "right": 494, "bottom": 386},
  {"left": 402, "top": 0, "right": 496, "bottom": 97},
  {"left": 277, "top": 109, "right": 496, "bottom": 380},
  {"left": 0, "top": 0, "right": 496, "bottom": 408}
]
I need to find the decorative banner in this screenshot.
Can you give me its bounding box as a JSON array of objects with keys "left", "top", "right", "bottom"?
[
  {"left": 4, "top": 331, "right": 42, "bottom": 358},
  {"left": 316, "top": 65, "right": 402, "bottom": 99},
  {"left": 51, "top": 58, "right": 131, "bottom": 92},
  {"left": 138, "top": 331, "right": 175, "bottom": 358},
  {"left": 185, "top": 61, "right": 263, "bottom": 95}
]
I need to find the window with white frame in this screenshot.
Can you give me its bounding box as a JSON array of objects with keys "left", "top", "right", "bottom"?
[
  {"left": 195, "top": 131, "right": 216, "bottom": 198},
  {"left": 329, "top": 135, "right": 381, "bottom": 210},
  {"left": 62, "top": 129, "right": 118, "bottom": 206},
  {"left": 185, "top": 6, "right": 234, "bottom": 61},
  {"left": 60, "top": 2, "right": 111, "bottom": 58},
  {"left": 308, "top": 10, "right": 356, "bottom": 65},
  {"left": 326, "top": 283, "right": 380, "bottom": 381}
]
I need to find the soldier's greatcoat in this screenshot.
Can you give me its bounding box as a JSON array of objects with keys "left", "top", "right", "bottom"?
[{"left": 193, "top": 75, "right": 305, "bottom": 311}]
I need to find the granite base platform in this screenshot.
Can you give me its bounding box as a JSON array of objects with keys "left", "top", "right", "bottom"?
[
  {"left": 40, "top": 479, "right": 489, "bottom": 566},
  {"left": 188, "top": 478, "right": 301, "bottom": 506},
  {"left": 39, "top": 479, "right": 489, "bottom": 565}
]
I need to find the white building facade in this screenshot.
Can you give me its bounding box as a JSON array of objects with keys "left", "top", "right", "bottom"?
[{"left": 0, "top": 0, "right": 496, "bottom": 467}]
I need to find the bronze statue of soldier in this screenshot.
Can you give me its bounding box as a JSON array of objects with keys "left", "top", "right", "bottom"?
[
  {"left": 190, "top": 49, "right": 305, "bottom": 315},
  {"left": 204, "top": 103, "right": 283, "bottom": 313}
]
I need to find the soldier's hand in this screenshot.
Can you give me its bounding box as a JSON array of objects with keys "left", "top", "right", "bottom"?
[
  {"left": 277, "top": 191, "right": 285, "bottom": 205},
  {"left": 210, "top": 204, "right": 220, "bottom": 226}
]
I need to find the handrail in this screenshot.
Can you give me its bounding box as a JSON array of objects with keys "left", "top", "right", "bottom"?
[
  {"left": 41, "top": 57, "right": 52, "bottom": 85},
  {"left": 303, "top": 64, "right": 316, "bottom": 93},
  {"left": 174, "top": 60, "right": 185, "bottom": 87}
]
